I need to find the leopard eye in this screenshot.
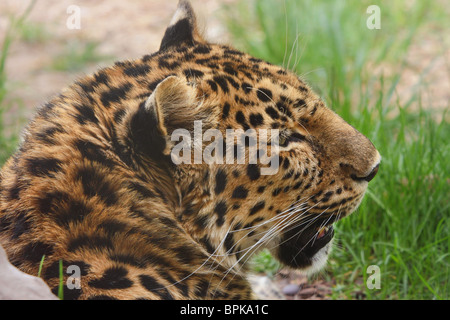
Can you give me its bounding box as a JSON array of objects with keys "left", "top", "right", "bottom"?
[
  {"left": 278, "top": 132, "right": 305, "bottom": 147},
  {"left": 290, "top": 132, "right": 306, "bottom": 143},
  {"left": 278, "top": 132, "right": 288, "bottom": 147}
]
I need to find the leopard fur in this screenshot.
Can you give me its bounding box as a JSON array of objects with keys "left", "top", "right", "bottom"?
[{"left": 0, "top": 0, "right": 380, "bottom": 300}]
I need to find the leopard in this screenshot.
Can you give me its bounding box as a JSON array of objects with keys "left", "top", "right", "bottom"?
[{"left": 0, "top": 0, "right": 380, "bottom": 300}]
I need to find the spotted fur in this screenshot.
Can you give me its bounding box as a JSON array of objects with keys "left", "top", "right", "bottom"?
[{"left": 0, "top": 0, "right": 380, "bottom": 300}]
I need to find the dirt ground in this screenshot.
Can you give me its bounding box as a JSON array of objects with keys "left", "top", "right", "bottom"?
[
  {"left": 0, "top": 0, "right": 237, "bottom": 119},
  {"left": 0, "top": 0, "right": 448, "bottom": 300}
]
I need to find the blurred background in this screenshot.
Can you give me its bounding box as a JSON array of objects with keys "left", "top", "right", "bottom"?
[{"left": 0, "top": 0, "right": 448, "bottom": 300}]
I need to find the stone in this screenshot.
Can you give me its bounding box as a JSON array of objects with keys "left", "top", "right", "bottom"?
[
  {"left": 0, "top": 244, "right": 58, "bottom": 300},
  {"left": 282, "top": 283, "right": 301, "bottom": 296},
  {"left": 298, "top": 287, "right": 317, "bottom": 298}
]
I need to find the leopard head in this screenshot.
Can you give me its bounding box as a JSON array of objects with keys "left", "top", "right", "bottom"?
[{"left": 130, "top": 0, "right": 381, "bottom": 274}]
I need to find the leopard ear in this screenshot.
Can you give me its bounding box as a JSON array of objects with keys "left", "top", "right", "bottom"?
[
  {"left": 145, "top": 76, "right": 199, "bottom": 136},
  {"left": 160, "top": 0, "right": 205, "bottom": 51},
  {"left": 129, "top": 76, "right": 203, "bottom": 160}
]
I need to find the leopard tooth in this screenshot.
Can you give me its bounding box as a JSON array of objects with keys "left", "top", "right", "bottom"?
[{"left": 317, "top": 226, "right": 329, "bottom": 238}]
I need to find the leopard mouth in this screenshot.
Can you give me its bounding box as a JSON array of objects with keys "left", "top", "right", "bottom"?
[{"left": 273, "top": 219, "right": 335, "bottom": 270}]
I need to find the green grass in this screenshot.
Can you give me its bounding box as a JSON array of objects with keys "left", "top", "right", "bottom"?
[
  {"left": 251, "top": 249, "right": 281, "bottom": 277},
  {"left": 17, "top": 20, "right": 50, "bottom": 44},
  {"left": 37, "top": 255, "right": 64, "bottom": 300},
  {"left": 0, "top": 1, "right": 36, "bottom": 165},
  {"left": 37, "top": 255, "right": 46, "bottom": 278},
  {"left": 57, "top": 260, "right": 64, "bottom": 300},
  {"left": 0, "top": 1, "right": 112, "bottom": 165},
  {"left": 49, "top": 40, "right": 112, "bottom": 72},
  {"left": 224, "top": 0, "right": 449, "bottom": 300}
]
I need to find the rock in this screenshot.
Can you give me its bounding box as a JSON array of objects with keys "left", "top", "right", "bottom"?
[
  {"left": 0, "top": 244, "right": 58, "bottom": 300},
  {"left": 282, "top": 283, "right": 301, "bottom": 296},
  {"left": 316, "top": 284, "right": 332, "bottom": 296},
  {"left": 305, "top": 295, "right": 321, "bottom": 300},
  {"left": 298, "top": 287, "right": 316, "bottom": 298}
]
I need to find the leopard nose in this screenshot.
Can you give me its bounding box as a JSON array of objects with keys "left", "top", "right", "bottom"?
[
  {"left": 350, "top": 163, "right": 380, "bottom": 182},
  {"left": 364, "top": 163, "right": 379, "bottom": 182}
]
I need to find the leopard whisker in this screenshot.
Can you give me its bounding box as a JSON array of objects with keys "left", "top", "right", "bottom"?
[
  {"left": 221, "top": 200, "right": 320, "bottom": 276},
  {"left": 214, "top": 201, "right": 328, "bottom": 295},
  {"left": 289, "top": 208, "right": 330, "bottom": 263},
  {"left": 212, "top": 203, "right": 307, "bottom": 295},
  {"left": 211, "top": 196, "right": 312, "bottom": 257},
  {"left": 282, "top": 0, "right": 289, "bottom": 69},
  {"left": 261, "top": 203, "right": 326, "bottom": 254},
  {"left": 286, "top": 23, "right": 299, "bottom": 71},
  {"left": 228, "top": 196, "right": 311, "bottom": 234},
  {"left": 146, "top": 223, "right": 235, "bottom": 293},
  {"left": 310, "top": 212, "right": 335, "bottom": 247}
]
